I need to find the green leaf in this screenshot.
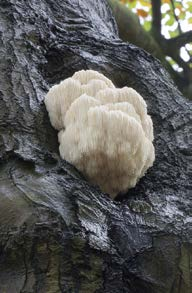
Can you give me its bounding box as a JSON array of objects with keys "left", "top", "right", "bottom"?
[
  {"left": 186, "top": 1, "right": 192, "bottom": 5},
  {"left": 165, "top": 16, "right": 175, "bottom": 26},
  {"left": 161, "top": 12, "right": 171, "bottom": 20},
  {"left": 168, "top": 58, "right": 176, "bottom": 66},
  {"left": 127, "top": 0, "right": 137, "bottom": 9},
  {"left": 143, "top": 20, "right": 151, "bottom": 31},
  {"left": 179, "top": 11, "right": 186, "bottom": 20},
  {"left": 175, "top": 3, "right": 182, "bottom": 10},
  {"left": 189, "top": 6, "right": 192, "bottom": 13},
  {"left": 169, "top": 29, "right": 179, "bottom": 38},
  {"left": 138, "top": 0, "right": 151, "bottom": 7}
]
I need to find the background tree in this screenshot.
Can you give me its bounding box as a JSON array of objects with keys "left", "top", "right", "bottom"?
[{"left": 108, "top": 0, "right": 192, "bottom": 99}]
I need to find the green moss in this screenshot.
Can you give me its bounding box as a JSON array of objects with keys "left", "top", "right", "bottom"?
[
  {"left": 79, "top": 253, "right": 103, "bottom": 293},
  {"left": 178, "top": 244, "right": 192, "bottom": 292},
  {"left": 129, "top": 199, "right": 152, "bottom": 214},
  {"left": 45, "top": 243, "right": 61, "bottom": 293},
  {"left": 70, "top": 236, "right": 103, "bottom": 292}
]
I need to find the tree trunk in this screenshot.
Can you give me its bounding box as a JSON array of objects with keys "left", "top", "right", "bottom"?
[{"left": 0, "top": 0, "right": 191, "bottom": 292}]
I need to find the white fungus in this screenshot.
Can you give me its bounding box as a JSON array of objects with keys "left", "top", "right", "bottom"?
[{"left": 45, "top": 70, "right": 155, "bottom": 199}]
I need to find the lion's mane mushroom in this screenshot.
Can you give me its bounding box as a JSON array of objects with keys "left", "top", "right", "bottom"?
[
  {"left": 44, "top": 70, "right": 114, "bottom": 130},
  {"left": 45, "top": 70, "right": 155, "bottom": 199}
]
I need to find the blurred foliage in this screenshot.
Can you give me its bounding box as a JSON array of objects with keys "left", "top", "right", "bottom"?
[
  {"left": 119, "top": 0, "right": 192, "bottom": 32},
  {"left": 119, "top": 0, "right": 192, "bottom": 74}
]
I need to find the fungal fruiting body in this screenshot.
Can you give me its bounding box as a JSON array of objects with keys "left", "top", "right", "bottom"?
[{"left": 45, "top": 70, "right": 155, "bottom": 198}]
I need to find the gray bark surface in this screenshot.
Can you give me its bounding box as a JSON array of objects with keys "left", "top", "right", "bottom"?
[{"left": 0, "top": 0, "right": 192, "bottom": 292}]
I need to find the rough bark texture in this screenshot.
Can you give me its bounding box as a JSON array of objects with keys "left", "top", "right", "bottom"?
[{"left": 0, "top": 0, "right": 192, "bottom": 292}]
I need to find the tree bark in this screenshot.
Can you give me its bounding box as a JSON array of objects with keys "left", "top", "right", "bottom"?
[{"left": 0, "top": 0, "right": 192, "bottom": 292}]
